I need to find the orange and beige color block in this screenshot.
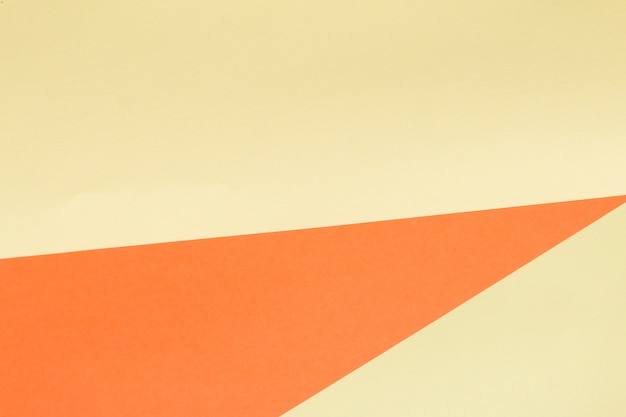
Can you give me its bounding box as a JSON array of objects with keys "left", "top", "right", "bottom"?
[{"left": 2, "top": 1, "right": 626, "bottom": 416}]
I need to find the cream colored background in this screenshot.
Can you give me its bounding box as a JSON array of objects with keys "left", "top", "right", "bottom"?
[
  {"left": 1, "top": 2, "right": 625, "bottom": 415},
  {"left": 2, "top": 0, "right": 626, "bottom": 258}
]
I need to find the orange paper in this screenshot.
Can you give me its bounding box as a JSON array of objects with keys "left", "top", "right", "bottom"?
[{"left": 1, "top": 196, "right": 624, "bottom": 416}]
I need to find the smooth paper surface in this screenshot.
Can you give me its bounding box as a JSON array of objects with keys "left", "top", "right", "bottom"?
[
  {"left": 2, "top": 0, "right": 626, "bottom": 258},
  {"left": 1, "top": 1, "right": 625, "bottom": 416},
  {"left": 1, "top": 197, "right": 623, "bottom": 417},
  {"left": 283, "top": 203, "right": 626, "bottom": 417}
]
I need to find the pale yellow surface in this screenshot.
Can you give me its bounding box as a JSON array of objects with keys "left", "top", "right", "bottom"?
[
  {"left": 2, "top": 1, "right": 626, "bottom": 258},
  {"left": 282, "top": 204, "right": 626, "bottom": 416}
]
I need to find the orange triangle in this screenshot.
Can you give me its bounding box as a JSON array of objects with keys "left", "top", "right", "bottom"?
[{"left": 1, "top": 196, "right": 624, "bottom": 417}]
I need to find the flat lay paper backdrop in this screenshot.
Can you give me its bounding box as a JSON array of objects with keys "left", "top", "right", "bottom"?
[
  {"left": 282, "top": 202, "right": 626, "bottom": 417},
  {"left": 2, "top": 196, "right": 624, "bottom": 417},
  {"left": 1, "top": 1, "right": 626, "bottom": 416},
  {"left": 2, "top": 0, "right": 626, "bottom": 258}
]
